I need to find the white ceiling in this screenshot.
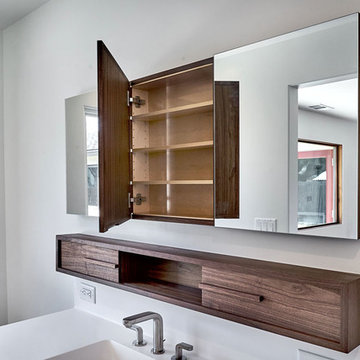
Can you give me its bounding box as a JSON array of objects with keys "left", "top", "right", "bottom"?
[
  {"left": 0, "top": 0, "right": 49, "bottom": 30},
  {"left": 298, "top": 77, "right": 358, "bottom": 121}
]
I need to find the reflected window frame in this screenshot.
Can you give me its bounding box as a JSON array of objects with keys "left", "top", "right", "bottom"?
[{"left": 297, "top": 139, "right": 342, "bottom": 230}]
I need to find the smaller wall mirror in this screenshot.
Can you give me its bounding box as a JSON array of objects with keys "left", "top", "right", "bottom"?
[{"left": 65, "top": 91, "right": 99, "bottom": 216}]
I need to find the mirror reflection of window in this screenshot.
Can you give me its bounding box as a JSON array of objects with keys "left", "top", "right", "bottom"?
[
  {"left": 85, "top": 106, "right": 99, "bottom": 216},
  {"left": 297, "top": 141, "right": 340, "bottom": 229},
  {"left": 297, "top": 76, "right": 356, "bottom": 231}
]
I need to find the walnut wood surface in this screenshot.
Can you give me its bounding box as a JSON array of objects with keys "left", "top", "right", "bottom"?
[
  {"left": 214, "top": 81, "right": 239, "bottom": 218},
  {"left": 199, "top": 283, "right": 264, "bottom": 303},
  {"left": 56, "top": 233, "right": 360, "bottom": 352},
  {"left": 132, "top": 214, "right": 214, "bottom": 225},
  {"left": 60, "top": 240, "right": 119, "bottom": 282},
  {"left": 131, "top": 58, "right": 213, "bottom": 86},
  {"left": 121, "top": 252, "right": 201, "bottom": 288},
  {"left": 123, "top": 281, "right": 202, "bottom": 306},
  {"left": 202, "top": 267, "right": 341, "bottom": 342},
  {"left": 57, "top": 234, "right": 360, "bottom": 283},
  {"left": 98, "top": 41, "right": 131, "bottom": 232},
  {"left": 85, "top": 258, "right": 119, "bottom": 269}
]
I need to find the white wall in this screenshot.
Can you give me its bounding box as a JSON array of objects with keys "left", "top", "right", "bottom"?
[
  {"left": 0, "top": 30, "right": 7, "bottom": 326},
  {"left": 4, "top": 0, "right": 360, "bottom": 359}
]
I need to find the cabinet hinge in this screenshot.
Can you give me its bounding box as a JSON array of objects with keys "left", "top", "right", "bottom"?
[
  {"left": 128, "top": 95, "right": 146, "bottom": 108},
  {"left": 128, "top": 192, "right": 146, "bottom": 207}
]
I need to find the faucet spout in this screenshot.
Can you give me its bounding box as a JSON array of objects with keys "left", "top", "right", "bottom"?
[{"left": 123, "top": 311, "right": 164, "bottom": 354}]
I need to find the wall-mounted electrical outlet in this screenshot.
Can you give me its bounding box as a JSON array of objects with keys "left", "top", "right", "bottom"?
[
  {"left": 254, "top": 218, "right": 277, "bottom": 232},
  {"left": 297, "top": 350, "right": 334, "bottom": 360},
  {"left": 79, "top": 283, "right": 96, "bottom": 303}
]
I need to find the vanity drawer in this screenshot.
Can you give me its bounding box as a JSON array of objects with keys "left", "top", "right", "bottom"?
[
  {"left": 60, "top": 241, "right": 119, "bottom": 282},
  {"left": 201, "top": 267, "right": 342, "bottom": 342}
]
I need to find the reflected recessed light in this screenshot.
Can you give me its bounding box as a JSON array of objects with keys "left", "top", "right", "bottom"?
[{"left": 308, "top": 103, "right": 334, "bottom": 111}]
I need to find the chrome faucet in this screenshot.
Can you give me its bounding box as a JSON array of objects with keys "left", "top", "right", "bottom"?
[
  {"left": 123, "top": 311, "right": 165, "bottom": 354},
  {"left": 171, "top": 342, "right": 193, "bottom": 360}
]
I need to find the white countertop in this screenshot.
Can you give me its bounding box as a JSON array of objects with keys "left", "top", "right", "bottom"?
[{"left": 0, "top": 308, "right": 204, "bottom": 360}]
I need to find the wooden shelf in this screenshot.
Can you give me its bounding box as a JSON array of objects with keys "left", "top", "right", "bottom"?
[
  {"left": 133, "top": 180, "right": 213, "bottom": 185},
  {"left": 132, "top": 101, "right": 213, "bottom": 122},
  {"left": 134, "top": 213, "right": 213, "bottom": 221},
  {"left": 132, "top": 63, "right": 213, "bottom": 88},
  {"left": 133, "top": 140, "right": 213, "bottom": 153},
  {"left": 130, "top": 61, "right": 214, "bottom": 224},
  {"left": 122, "top": 281, "right": 202, "bottom": 306}
]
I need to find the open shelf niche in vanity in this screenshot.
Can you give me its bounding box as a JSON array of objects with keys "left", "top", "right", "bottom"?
[
  {"left": 130, "top": 64, "right": 214, "bottom": 222},
  {"left": 57, "top": 233, "right": 360, "bottom": 353}
]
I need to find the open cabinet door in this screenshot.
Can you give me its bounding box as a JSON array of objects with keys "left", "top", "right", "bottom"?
[{"left": 98, "top": 41, "right": 130, "bottom": 232}]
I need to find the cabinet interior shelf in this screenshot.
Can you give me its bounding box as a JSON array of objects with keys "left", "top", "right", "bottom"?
[
  {"left": 132, "top": 180, "right": 213, "bottom": 185},
  {"left": 132, "top": 140, "right": 213, "bottom": 152},
  {"left": 132, "top": 101, "right": 213, "bottom": 122},
  {"left": 130, "top": 59, "right": 214, "bottom": 223},
  {"left": 122, "top": 281, "right": 202, "bottom": 306}
]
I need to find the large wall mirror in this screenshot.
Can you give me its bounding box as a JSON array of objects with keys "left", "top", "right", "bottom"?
[
  {"left": 214, "top": 14, "right": 359, "bottom": 239},
  {"left": 65, "top": 91, "right": 99, "bottom": 216}
]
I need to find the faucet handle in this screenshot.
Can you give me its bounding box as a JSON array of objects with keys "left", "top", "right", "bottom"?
[
  {"left": 129, "top": 324, "right": 147, "bottom": 347},
  {"left": 171, "top": 342, "right": 193, "bottom": 360}
]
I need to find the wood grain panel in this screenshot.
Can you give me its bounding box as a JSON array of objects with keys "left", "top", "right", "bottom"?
[
  {"left": 121, "top": 252, "right": 201, "bottom": 288},
  {"left": 98, "top": 40, "right": 130, "bottom": 232},
  {"left": 82, "top": 244, "right": 119, "bottom": 264},
  {"left": 169, "top": 184, "right": 213, "bottom": 218},
  {"left": 215, "top": 81, "right": 239, "bottom": 218},
  {"left": 202, "top": 266, "right": 342, "bottom": 341},
  {"left": 132, "top": 87, "right": 166, "bottom": 115},
  {"left": 169, "top": 148, "right": 213, "bottom": 180},
  {"left": 60, "top": 240, "right": 119, "bottom": 282},
  {"left": 202, "top": 267, "right": 341, "bottom": 311},
  {"left": 61, "top": 241, "right": 86, "bottom": 274},
  {"left": 147, "top": 259, "right": 201, "bottom": 288},
  {"left": 199, "top": 283, "right": 264, "bottom": 303},
  {"left": 85, "top": 262, "right": 119, "bottom": 282},
  {"left": 56, "top": 233, "right": 360, "bottom": 352},
  {"left": 168, "top": 110, "right": 213, "bottom": 145},
  {"left": 123, "top": 281, "right": 202, "bottom": 305},
  {"left": 131, "top": 214, "right": 214, "bottom": 225},
  {"left": 131, "top": 59, "right": 213, "bottom": 87},
  {"left": 201, "top": 278, "right": 341, "bottom": 341}
]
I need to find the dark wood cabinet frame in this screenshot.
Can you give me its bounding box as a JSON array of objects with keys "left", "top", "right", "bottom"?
[
  {"left": 57, "top": 233, "right": 360, "bottom": 353},
  {"left": 97, "top": 41, "right": 239, "bottom": 232}
]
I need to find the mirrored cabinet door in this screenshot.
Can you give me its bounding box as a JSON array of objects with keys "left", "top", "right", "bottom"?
[{"left": 214, "top": 14, "right": 359, "bottom": 239}]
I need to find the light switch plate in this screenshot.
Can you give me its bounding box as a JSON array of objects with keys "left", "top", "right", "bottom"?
[
  {"left": 254, "top": 218, "right": 277, "bottom": 232},
  {"left": 79, "top": 283, "right": 96, "bottom": 303},
  {"left": 297, "top": 350, "right": 335, "bottom": 360}
]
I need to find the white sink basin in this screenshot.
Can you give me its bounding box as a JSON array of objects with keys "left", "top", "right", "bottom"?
[{"left": 48, "top": 340, "right": 152, "bottom": 360}]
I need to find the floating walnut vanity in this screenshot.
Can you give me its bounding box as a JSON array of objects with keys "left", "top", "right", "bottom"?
[{"left": 57, "top": 233, "right": 360, "bottom": 353}]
